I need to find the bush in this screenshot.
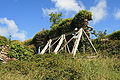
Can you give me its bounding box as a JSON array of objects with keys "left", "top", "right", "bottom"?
[
  {"left": 93, "top": 39, "right": 120, "bottom": 56},
  {"left": 107, "top": 30, "right": 120, "bottom": 40},
  {"left": 33, "top": 10, "right": 92, "bottom": 51},
  {"left": 11, "top": 40, "right": 23, "bottom": 45},
  {"left": 0, "top": 35, "right": 9, "bottom": 46},
  {"left": 49, "top": 18, "right": 73, "bottom": 38},
  {"left": 7, "top": 42, "right": 34, "bottom": 60},
  {"left": 71, "top": 10, "right": 92, "bottom": 28},
  {"left": 27, "top": 44, "right": 36, "bottom": 53},
  {"left": 0, "top": 53, "right": 120, "bottom": 80},
  {"left": 23, "top": 38, "right": 33, "bottom": 46},
  {"left": 32, "top": 30, "right": 50, "bottom": 50}
]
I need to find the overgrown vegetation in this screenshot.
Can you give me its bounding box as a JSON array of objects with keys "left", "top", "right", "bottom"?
[
  {"left": 33, "top": 10, "right": 92, "bottom": 49},
  {"left": 93, "top": 40, "right": 120, "bottom": 56},
  {"left": 107, "top": 30, "right": 120, "bottom": 40},
  {"left": 7, "top": 41, "right": 34, "bottom": 60},
  {"left": 0, "top": 10, "right": 120, "bottom": 80},
  {"left": 0, "top": 53, "right": 120, "bottom": 80},
  {"left": 0, "top": 31, "right": 120, "bottom": 80},
  {"left": 0, "top": 35, "right": 9, "bottom": 46}
]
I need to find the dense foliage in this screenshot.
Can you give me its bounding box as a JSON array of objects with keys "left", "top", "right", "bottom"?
[
  {"left": 33, "top": 10, "right": 92, "bottom": 49},
  {"left": 0, "top": 9, "right": 120, "bottom": 80},
  {"left": 107, "top": 30, "right": 120, "bottom": 40},
  {"left": 0, "top": 53, "right": 120, "bottom": 80},
  {"left": 0, "top": 35, "right": 9, "bottom": 46},
  {"left": 33, "top": 30, "right": 50, "bottom": 49},
  {"left": 71, "top": 10, "right": 92, "bottom": 28},
  {"left": 7, "top": 41, "right": 34, "bottom": 60},
  {"left": 93, "top": 40, "right": 120, "bottom": 56},
  {"left": 23, "top": 38, "right": 33, "bottom": 46},
  {"left": 91, "top": 30, "right": 120, "bottom": 57}
]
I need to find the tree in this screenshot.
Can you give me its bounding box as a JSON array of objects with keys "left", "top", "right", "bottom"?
[
  {"left": 71, "top": 10, "right": 93, "bottom": 37},
  {"left": 33, "top": 10, "right": 93, "bottom": 50},
  {"left": 49, "top": 12, "right": 62, "bottom": 28}
]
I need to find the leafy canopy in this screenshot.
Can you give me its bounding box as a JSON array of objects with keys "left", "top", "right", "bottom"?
[{"left": 33, "top": 10, "right": 93, "bottom": 48}]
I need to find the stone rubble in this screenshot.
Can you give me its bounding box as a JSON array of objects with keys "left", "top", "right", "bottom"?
[{"left": 0, "top": 45, "right": 16, "bottom": 63}]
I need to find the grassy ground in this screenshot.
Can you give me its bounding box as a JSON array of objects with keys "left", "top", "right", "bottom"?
[{"left": 0, "top": 53, "right": 120, "bottom": 80}]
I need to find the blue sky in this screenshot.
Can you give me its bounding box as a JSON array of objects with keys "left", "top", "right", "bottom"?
[{"left": 0, "top": 0, "right": 120, "bottom": 41}]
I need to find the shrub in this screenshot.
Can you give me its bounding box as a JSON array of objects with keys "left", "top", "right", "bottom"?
[
  {"left": 0, "top": 53, "right": 120, "bottom": 80},
  {"left": 32, "top": 30, "right": 50, "bottom": 50},
  {"left": 7, "top": 42, "right": 34, "bottom": 60},
  {"left": 11, "top": 40, "right": 23, "bottom": 45},
  {"left": 23, "top": 38, "right": 33, "bottom": 46},
  {"left": 93, "top": 39, "right": 120, "bottom": 56},
  {"left": 71, "top": 10, "right": 92, "bottom": 28},
  {"left": 27, "top": 44, "right": 36, "bottom": 53},
  {"left": 33, "top": 10, "right": 92, "bottom": 51},
  {"left": 107, "top": 30, "right": 120, "bottom": 40},
  {"left": 0, "top": 35, "right": 9, "bottom": 46}
]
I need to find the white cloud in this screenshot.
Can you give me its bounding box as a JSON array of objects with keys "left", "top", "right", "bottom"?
[
  {"left": 90, "top": 0, "right": 107, "bottom": 23},
  {"left": 43, "top": 0, "right": 107, "bottom": 24},
  {"left": 0, "top": 18, "right": 26, "bottom": 41},
  {"left": 114, "top": 9, "right": 120, "bottom": 19},
  {"left": 42, "top": 8, "right": 58, "bottom": 16},
  {"left": 51, "top": 0, "right": 84, "bottom": 12},
  {"left": 42, "top": 0, "right": 85, "bottom": 15}
]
